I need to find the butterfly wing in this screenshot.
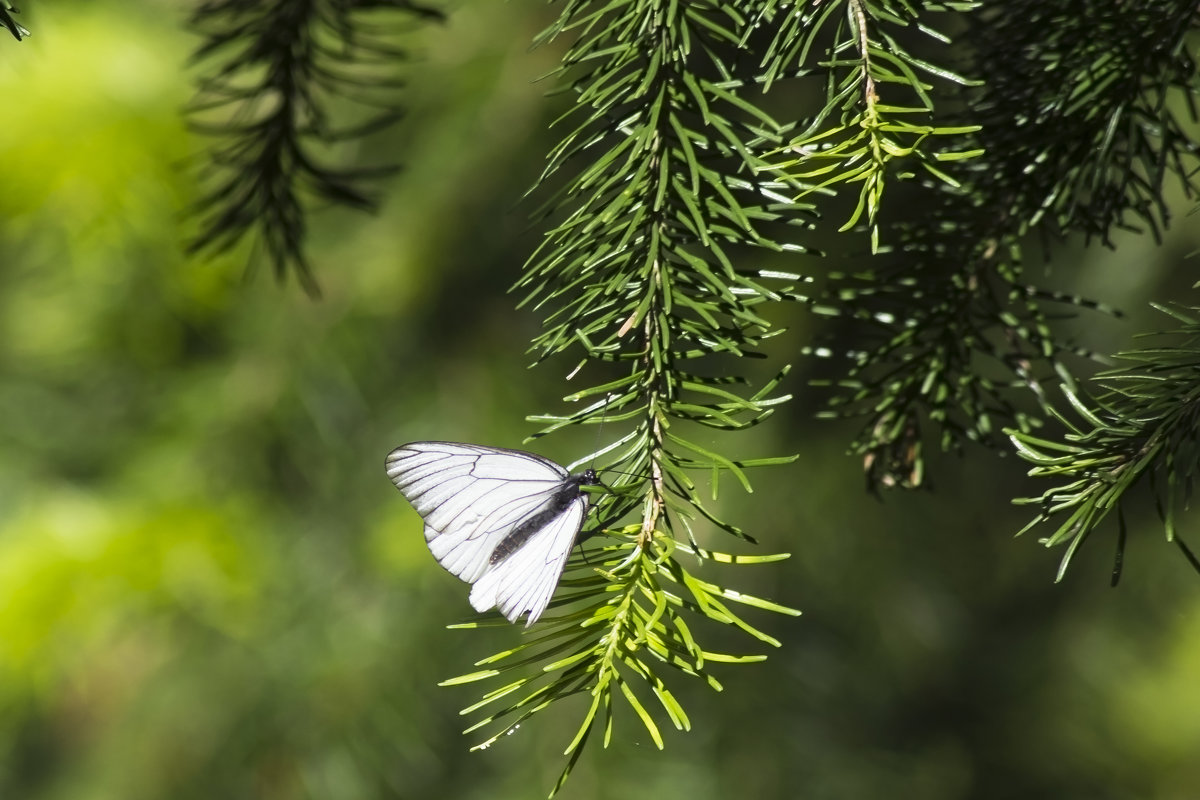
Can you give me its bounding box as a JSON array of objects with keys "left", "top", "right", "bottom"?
[
  {"left": 386, "top": 442, "right": 585, "bottom": 624},
  {"left": 469, "top": 497, "right": 586, "bottom": 626}
]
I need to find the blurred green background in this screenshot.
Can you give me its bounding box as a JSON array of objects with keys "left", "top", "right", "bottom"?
[{"left": 1, "top": 3, "right": 1199, "bottom": 799}]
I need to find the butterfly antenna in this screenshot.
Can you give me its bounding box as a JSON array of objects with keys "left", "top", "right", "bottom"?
[
  {"left": 589, "top": 392, "right": 613, "bottom": 468},
  {"left": 1176, "top": 533, "right": 1200, "bottom": 576},
  {"left": 1111, "top": 505, "right": 1127, "bottom": 587},
  {"left": 577, "top": 394, "right": 616, "bottom": 568}
]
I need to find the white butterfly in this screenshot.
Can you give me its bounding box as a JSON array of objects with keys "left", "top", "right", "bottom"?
[{"left": 385, "top": 441, "right": 601, "bottom": 626}]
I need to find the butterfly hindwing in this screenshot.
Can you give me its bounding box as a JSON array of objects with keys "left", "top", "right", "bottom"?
[
  {"left": 385, "top": 441, "right": 595, "bottom": 625},
  {"left": 470, "top": 499, "right": 586, "bottom": 626}
]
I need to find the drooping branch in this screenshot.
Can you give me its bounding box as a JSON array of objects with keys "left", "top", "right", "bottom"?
[
  {"left": 796, "top": 1, "right": 1199, "bottom": 495},
  {"left": 186, "top": 0, "right": 442, "bottom": 295},
  {"left": 450, "top": 1, "right": 811, "bottom": 794}
]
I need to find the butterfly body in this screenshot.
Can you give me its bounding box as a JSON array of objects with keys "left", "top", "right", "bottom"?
[
  {"left": 487, "top": 468, "right": 599, "bottom": 566},
  {"left": 385, "top": 442, "right": 599, "bottom": 626}
]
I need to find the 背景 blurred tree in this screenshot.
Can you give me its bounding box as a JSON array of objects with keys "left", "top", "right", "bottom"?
[{"left": 1, "top": 1, "right": 1199, "bottom": 799}]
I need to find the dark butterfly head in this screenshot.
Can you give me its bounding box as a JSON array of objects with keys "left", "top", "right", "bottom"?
[{"left": 580, "top": 467, "right": 600, "bottom": 486}]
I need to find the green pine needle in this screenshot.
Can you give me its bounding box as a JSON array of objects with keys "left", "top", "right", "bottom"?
[{"left": 442, "top": 529, "right": 797, "bottom": 797}]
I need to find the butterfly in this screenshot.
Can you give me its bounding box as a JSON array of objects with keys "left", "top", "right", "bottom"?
[{"left": 385, "top": 441, "right": 601, "bottom": 626}]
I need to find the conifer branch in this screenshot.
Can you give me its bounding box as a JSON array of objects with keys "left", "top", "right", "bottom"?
[
  {"left": 1009, "top": 303, "right": 1200, "bottom": 580},
  {"left": 186, "top": 0, "right": 441, "bottom": 295},
  {"left": 452, "top": 1, "right": 811, "bottom": 793},
  {"left": 804, "top": 1, "right": 1199, "bottom": 492},
  {"left": 762, "top": 0, "right": 982, "bottom": 252},
  {"left": 970, "top": 0, "right": 1200, "bottom": 243},
  {"left": 443, "top": 531, "right": 797, "bottom": 796}
]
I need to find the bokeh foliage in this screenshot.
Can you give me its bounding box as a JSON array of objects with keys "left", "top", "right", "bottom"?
[{"left": 0, "top": 2, "right": 1199, "bottom": 800}]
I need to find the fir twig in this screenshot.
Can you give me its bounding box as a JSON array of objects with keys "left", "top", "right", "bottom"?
[
  {"left": 803, "top": 1, "right": 1199, "bottom": 490},
  {"left": 451, "top": 1, "right": 812, "bottom": 794},
  {"left": 1009, "top": 302, "right": 1200, "bottom": 579},
  {"left": 186, "top": 0, "right": 442, "bottom": 295},
  {"left": 970, "top": 0, "right": 1200, "bottom": 244},
  {"left": 442, "top": 530, "right": 798, "bottom": 795},
  {"left": 761, "top": 0, "right": 982, "bottom": 252}
]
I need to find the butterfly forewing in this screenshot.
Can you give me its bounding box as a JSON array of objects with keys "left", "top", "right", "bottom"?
[
  {"left": 385, "top": 441, "right": 597, "bottom": 625},
  {"left": 387, "top": 443, "right": 565, "bottom": 583}
]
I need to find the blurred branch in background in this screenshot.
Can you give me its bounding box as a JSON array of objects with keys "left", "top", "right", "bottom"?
[
  {"left": 971, "top": 0, "right": 1200, "bottom": 566},
  {"left": 801, "top": 0, "right": 1200, "bottom": 517},
  {"left": 1, "top": 1, "right": 28, "bottom": 40},
  {"left": 970, "top": 0, "right": 1200, "bottom": 245},
  {"left": 185, "top": 0, "right": 442, "bottom": 296}
]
